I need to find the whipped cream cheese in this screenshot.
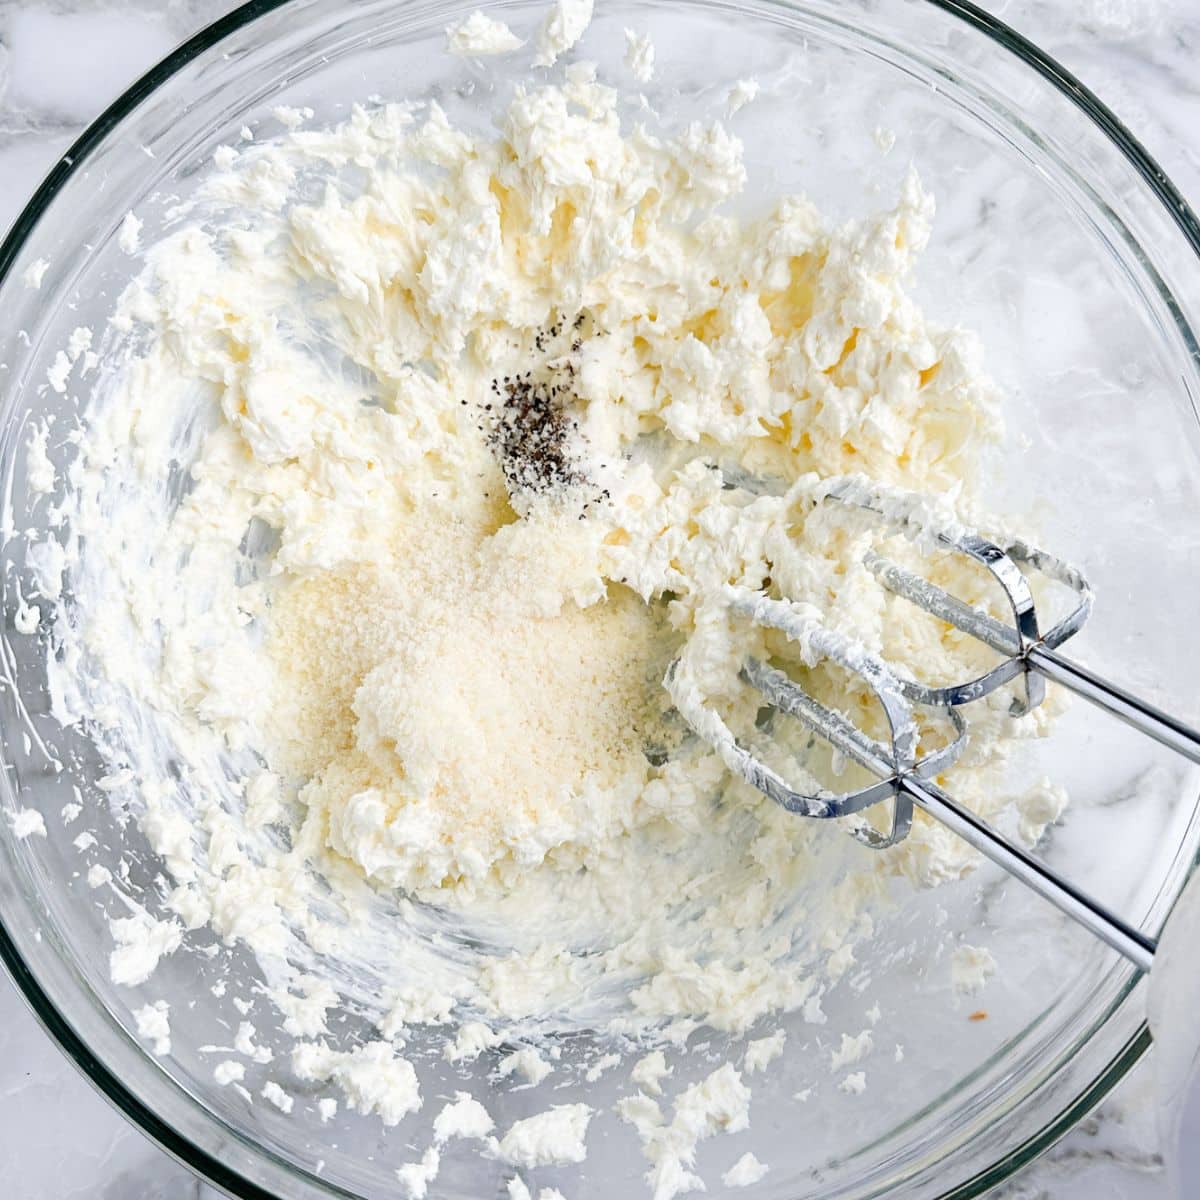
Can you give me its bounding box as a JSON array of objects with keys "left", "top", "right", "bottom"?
[
  {"left": 25, "top": 4, "right": 1070, "bottom": 1195},
  {"left": 447, "top": 10, "right": 525, "bottom": 56},
  {"left": 535, "top": 0, "right": 593, "bottom": 66},
  {"left": 495, "top": 1103, "right": 594, "bottom": 1167},
  {"left": 722, "top": 1152, "right": 769, "bottom": 1188},
  {"left": 8, "top": 807, "right": 46, "bottom": 838}
]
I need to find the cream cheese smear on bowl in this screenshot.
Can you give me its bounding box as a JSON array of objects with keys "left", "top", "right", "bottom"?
[{"left": 22, "top": 2, "right": 1073, "bottom": 1195}]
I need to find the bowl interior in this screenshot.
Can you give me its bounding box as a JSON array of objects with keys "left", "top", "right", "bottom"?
[{"left": 1, "top": 2, "right": 1199, "bottom": 1198}]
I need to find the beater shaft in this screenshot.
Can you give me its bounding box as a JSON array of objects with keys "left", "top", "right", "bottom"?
[
  {"left": 901, "top": 774, "right": 1156, "bottom": 971},
  {"left": 1030, "top": 646, "right": 1200, "bottom": 766}
]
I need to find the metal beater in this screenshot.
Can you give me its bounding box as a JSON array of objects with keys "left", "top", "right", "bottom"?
[{"left": 671, "top": 477, "right": 1200, "bottom": 973}]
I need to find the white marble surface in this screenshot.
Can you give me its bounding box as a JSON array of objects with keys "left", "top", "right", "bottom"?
[{"left": 0, "top": 0, "right": 1197, "bottom": 1196}]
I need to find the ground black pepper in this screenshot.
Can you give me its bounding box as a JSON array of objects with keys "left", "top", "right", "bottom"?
[
  {"left": 485, "top": 370, "right": 586, "bottom": 496},
  {"left": 484, "top": 312, "right": 608, "bottom": 506}
]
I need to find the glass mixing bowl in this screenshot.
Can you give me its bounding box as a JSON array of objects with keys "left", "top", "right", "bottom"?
[{"left": 2, "top": 0, "right": 1200, "bottom": 1196}]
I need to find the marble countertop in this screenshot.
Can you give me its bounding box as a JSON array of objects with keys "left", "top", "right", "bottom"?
[{"left": 0, "top": 1, "right": 1197, "bottom": 1196}]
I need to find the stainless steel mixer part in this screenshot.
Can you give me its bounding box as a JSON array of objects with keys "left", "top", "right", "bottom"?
[
  {"left": 668, "top": 596, "right": 971, "bottom": 848},
  {"left": 827, "top": 478, "right": 1200, "bottom": 765},
  {"left": 672, "top": 481, "right": 1200, "bottom": 973}
]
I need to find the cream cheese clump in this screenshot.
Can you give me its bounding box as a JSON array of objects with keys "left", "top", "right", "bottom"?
[
  {"left": 619, "top": 1063, "right": 752, "bottom": 1200},
  {"left": 495, "top": 1103, "right": 593, "bottom": 1167},
  {"left": 535, "top": 0, "right": 593, "bottom": 66},
  {"left": 446, "top": 10, "right": 524, "bottom": 56}
]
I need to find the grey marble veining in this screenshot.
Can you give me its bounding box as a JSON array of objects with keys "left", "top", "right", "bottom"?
[{"left": 0, "top": 1, "right": 1196, "bottom": 1196}]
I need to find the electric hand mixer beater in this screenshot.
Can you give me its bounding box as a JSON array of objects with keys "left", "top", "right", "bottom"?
[{"left": 670, "top": 477, "right": 1200, "bottom": 972}]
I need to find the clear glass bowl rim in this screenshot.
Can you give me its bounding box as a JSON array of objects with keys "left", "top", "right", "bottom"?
[{"left": 0, "top": 0, "right": 1195, "bottom": 1196}]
